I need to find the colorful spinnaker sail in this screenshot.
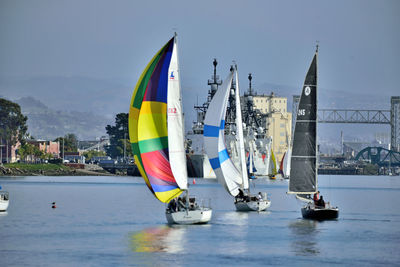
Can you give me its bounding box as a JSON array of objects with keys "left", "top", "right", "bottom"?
[{"left": 128, "top": 35, "right": 187, "bottom": 203}]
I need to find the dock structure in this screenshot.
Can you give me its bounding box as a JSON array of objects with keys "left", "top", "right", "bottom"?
[{"left": 98, "top": 161, "right": 139, "bottom": 175}]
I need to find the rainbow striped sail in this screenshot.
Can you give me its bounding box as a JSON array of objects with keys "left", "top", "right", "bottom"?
[{"left": 128, "top": 35, "right": 187, "bottom": 203}]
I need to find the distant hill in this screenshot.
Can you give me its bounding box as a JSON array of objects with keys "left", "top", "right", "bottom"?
[
  {"left": 0, "top": 75, "right": 131, "bottom": 119},
  {"left": 14, "top": 96, "right": 109, "bottom": 140}
]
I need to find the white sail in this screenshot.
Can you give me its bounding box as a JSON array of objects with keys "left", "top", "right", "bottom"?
[
  {"left": 204, "top": 70, "right": 242, "bottom": 196},
  {"left": 235, "top": 67, "right": 249, "bottom": 190},
  {"left": 283, "top": 147, "right": 291, "bottom": 177},
  {"left": 167, "top": 36, "right": 188, "bottom": 190}
]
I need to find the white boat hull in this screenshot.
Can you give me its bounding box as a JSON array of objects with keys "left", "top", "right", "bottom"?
[
  {"left": 0, "top": 201, "right": 8, "bottom": 212},
  {"left": 0, "top": 192, "right": 9, "bottom": 212},
  {"left": 166, "top": 208, "right": 212, "bottom": 224},
  {"left": 235, "top": 199, "right": 271, "bottom": 212}
]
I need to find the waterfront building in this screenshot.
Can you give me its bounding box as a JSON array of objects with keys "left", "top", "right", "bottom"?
[
  {"left": 26, "top": 140, "right": 61, "bottom": 159},
  {"left": 0, "top": 139, "right": 61, "bottom": 163},
  {"left": 242, "top": 90, "right": 292, "bottom": 164},
  {"left": 0, "top": 139, "right": 20, "bottom": 163}
]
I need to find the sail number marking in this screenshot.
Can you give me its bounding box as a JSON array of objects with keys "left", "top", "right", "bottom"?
[
  {"left": 298, "top": 109, "right": 306, "bottom": 116},
  {"left": 168, "top": 108, "right": 177, "bottom": 113},
  {"left": 305, "top": 86, "right": 311, "bottom": 96}
]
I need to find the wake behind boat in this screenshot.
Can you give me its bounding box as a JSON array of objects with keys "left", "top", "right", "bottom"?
[
  {"left": 128, "top": 34, "right": 212, "bottom": 224},
  {"left": 288, "top": 46, "right": 338, "bottom": 220},
  {"left": 204, "top": 65, "right": 270, "bottom": 212}
]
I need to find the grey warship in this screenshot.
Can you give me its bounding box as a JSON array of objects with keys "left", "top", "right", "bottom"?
[{"left": 186, "top": 59, "right": 273, "bottom": 178}]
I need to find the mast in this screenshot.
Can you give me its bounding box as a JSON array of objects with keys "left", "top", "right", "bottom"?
[
  {"left": 192, "top": 59, "right": 222, "bottom": 134},
  {"left": 243, "top": 73, "right": 262, "bottom": 129},
  {"left": 315, "top": 43, "right": 319, "bottom": 192},
  {"left": 208, "top": 59, "right": 223, "bottom": 102}
]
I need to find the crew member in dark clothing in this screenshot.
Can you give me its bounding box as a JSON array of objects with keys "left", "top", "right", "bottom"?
[
  {"left": 235, "top": 188, "right": 245, "bottom": 202},
  {"left": 317, "top": 195, "right": 325, "bottom": 208},
  {"left": 168, "top": 198, "right": 177, "bottom": 212}
]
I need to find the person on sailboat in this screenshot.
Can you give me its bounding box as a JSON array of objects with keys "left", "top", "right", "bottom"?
[
  {"left": 313, "top": 191, "right": 320, "bottom": 204},
  {"left": 236, "top": 189, "right": 245, "bottom": 202},
  {"left": 317, "top": 195, "right": 325, "bottom": 208},
  {"left": 257, "top": 192, "right": 263, "bottom": 201},
  {"left": 177, "top": 196, "right": 187, "bottom": 211},
  {"left": 168, "top": 198, "right": 177, "bottom": 212}
]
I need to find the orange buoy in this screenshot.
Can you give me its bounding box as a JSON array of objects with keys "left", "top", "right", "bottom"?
[{"left": 193, "top": 178, "right": 196, "bottom": 185}]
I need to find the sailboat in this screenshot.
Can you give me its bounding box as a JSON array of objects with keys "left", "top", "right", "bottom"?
[
  {"left": 269, "top": 148, "right": 278, "bottom": 179},
  {"left": 128, "top": 34, "right": 212, "bottom": 224},
  {"left": 288, "top": 46, "right": 338, "bottom": 220},
  {"left": 278, "top": 148, "right": 291, "bottom": 179},
  {"left": 0, "top": 186, "right": 9, "bottom": 212},
  {"left": 283, "top": 148, "right": 291, "bottom": 179},
  {"left": 247, "top": 142, "right": 257, "bottom": 180},
  {"left": 277, "top": 152, "right": 285, "bottom": 179},
  {"left": 204, "top": 65, "right": 271, "bottom": 212}
]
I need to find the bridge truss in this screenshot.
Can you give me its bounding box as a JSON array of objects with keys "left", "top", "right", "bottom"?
[
  {"left": 355, "top": 146, "right": 400, "bottom": 167},
  {"left": 318, "top": 109, "right": 390, "bottom": 124},
  {"left": 292, "top": 96, "right": 400, "bottom": 151}
]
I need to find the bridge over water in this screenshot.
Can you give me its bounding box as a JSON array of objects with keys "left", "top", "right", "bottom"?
[
  {"left": 355, "top": 146, "right": 400, "bottom": 167},
  {"left": 292, "top": 96, "right": 400, "bottom": 151}
]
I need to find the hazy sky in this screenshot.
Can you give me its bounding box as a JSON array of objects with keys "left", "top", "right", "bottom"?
[{"left": 1, "top": 0, "right": 399, "bottom": 96}]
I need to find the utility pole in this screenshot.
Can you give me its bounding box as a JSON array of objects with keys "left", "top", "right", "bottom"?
[
  {"left": 124, "top": 132, "right": 127, "bottom": 163},
  {"left": 341, "top": 131, "right": 344, "bottom": 155},
  {"left": 62, "top": 138, "right": 64, "bottom": 162},
  {"left": 0, "top": 139, "right": 3, "bottom": 164}
]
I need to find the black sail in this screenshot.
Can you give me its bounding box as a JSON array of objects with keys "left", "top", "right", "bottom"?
[{"left": 289, "top": 52, "right": 318, "bottom": 194}]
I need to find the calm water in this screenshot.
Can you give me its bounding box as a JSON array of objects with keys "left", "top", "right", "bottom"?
[{"left": 0, "top": 175, "right": 399, "bottom": 266}]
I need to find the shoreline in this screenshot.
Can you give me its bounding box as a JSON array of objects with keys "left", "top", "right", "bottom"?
[{"left": 0, "top": 164, "right": 116, "bottom": 177}]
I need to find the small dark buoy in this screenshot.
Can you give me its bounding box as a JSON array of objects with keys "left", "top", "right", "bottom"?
[{"left": 52, "top": 202, "right": 56, "bottom": 208}]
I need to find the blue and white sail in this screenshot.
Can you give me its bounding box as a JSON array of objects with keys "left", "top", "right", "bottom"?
[
  {"left": 247, "top": 142, "right": 257, "bottom": 178},
  {"left": 204, "top": 68, "right": 243, "bottom": 196}
]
